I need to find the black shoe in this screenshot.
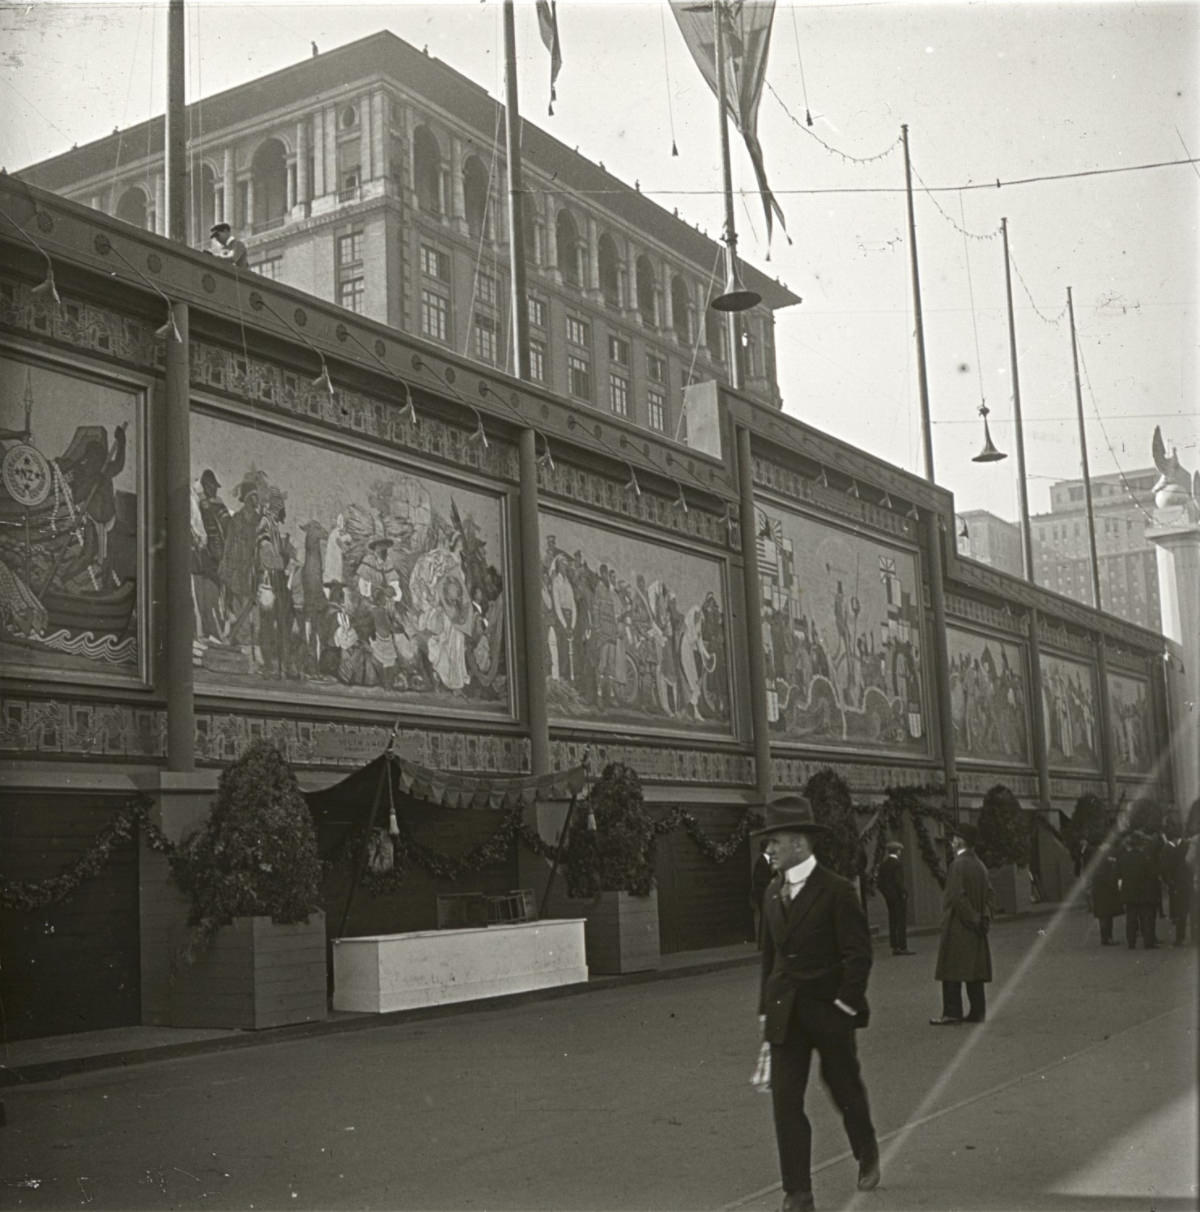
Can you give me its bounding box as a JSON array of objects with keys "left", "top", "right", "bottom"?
[
  {"left": 781, "top": 1190, "right": 815, "bottom": 1212},
  {"left": 964, "top": 1014, "right": 986, "bottom": 1023},
  {"left": 857, "top": 1145, "right": 881, "bottom": 1192},
  {"left": 929, "top": 1016, "right": 964, "bottom": 1026}
]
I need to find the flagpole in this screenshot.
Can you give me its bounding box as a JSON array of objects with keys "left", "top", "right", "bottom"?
[
  {"left": 713, "top": 0, "right": 744, "bottom": 391},
  {"left": 901, "top": 124, "right": 935, "bottom": 482},
  {"left": 1067, "top": 286, "right": 1103, "bottom": 611},
  {"left": 1000, "top": 217, "right": 1035, "bottom": 583},
  {"left": 503, "top": 0, "right": 530, "bottom": 382}
]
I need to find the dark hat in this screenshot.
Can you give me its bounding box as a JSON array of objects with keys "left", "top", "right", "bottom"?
[
  {"left": 210, "top": 222, "right": 231, "bottom": 235},
  {"left": 885, "top": 840, "right": 903, "bottom": 853},
  {"left": 367, "top": 535, "right": 394, "bottom": 552},
  {"left": 199, "top": 468, "right": 220, "bottom": 490},
  {"left": 751, "top": 794, "right": 829, "bottom": 840},
  {"left": 951, "top": 822, "right": 979, "bottom": 847}
]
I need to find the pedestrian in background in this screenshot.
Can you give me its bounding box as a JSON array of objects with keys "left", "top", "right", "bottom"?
[
  {"left": 930, "top": 823, "right": 994, "bottom": 1025},
  {"left": 751, "top": 838, "right": 774, "bottom": 948},
  {"left": 877, "top": 841, "right": 914, "bottom": 956},
  {"left": 209, "top": 221, "right": 248, "bottom": 267},
  {"left": 1117, "top": 828, "right": 1160, "bottom": 949},
  {"left": 755, "top": 795, "right": 880, "bottom": 1212},
  {"left": 1083, "top": 833, "right": 1122, "bottom": 946},
  {"left": 1158, "top": 817, "right": 1191, "bottom": 946}
]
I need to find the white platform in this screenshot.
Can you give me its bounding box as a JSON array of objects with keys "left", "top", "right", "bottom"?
[{"left": 331, "top": 918, "right": 589, "bottom": 1013}]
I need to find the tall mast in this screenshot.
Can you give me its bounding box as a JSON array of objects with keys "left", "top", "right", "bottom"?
[
  {"left": 1068, "top": 287, "right": 1103, "bottom": 610},
  {"left": 165, "top": 0, "right": 187, "bottom": 241}
]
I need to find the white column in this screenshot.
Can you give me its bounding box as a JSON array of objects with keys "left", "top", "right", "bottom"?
[
  {"left": 312, "top": 113, "right": 326, "bottom": 197},
  {"left": 586, "top": 217, "right": 600, "bottom": 294},
  {"left": 694, "top": 280, "right": 709, "bottom": 353},
  {"left": 662, "top": 264, "right": 675, "bottom": 334},
  {"left": 154, "top": 173, "right": 165, "bottom": 234},
  {"left": 359, "top": 92, "right": 372, "bottom": 181},
  {"left": 285, "top": 161, "right": 296, "bottom": 210},
  {"left": 295, "top": 120, "right": 309, "bottom": 208},
  {"left": 544, "top": 200, "right": 559, "bottom": 277},
  {"left": 222, "top": 148, "right": 235, "bottom": 224},
  {"left": 450, "top": 137, "right": 466, "bottom": 231}
]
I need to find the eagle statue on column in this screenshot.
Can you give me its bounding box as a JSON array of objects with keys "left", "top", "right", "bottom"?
[{"left": 1150, "top": 425, "right": 1197, "bottom": 516}]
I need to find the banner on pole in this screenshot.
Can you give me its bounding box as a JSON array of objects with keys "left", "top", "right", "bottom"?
[{"left": 536, "top": 0, "right": 563, "bottom": 115}]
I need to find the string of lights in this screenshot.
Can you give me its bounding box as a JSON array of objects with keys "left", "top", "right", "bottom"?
[
  {"left": 911, "top": 166, "right": 999, "bottom": 241},
  {"left": 766, "top": 80, "right": 902, "bottom": 165},
  {"left": 1007, "top": 252, "right": 1069, "bottom": 326}
]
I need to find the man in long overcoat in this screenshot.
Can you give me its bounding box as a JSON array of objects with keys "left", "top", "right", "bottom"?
[
  {"left": 1082, "top": 834, "right": 1123, "bottom": 945},
  {"left": 930, "top": 823, "right": 994, "bottom": 1025},
  {"left": 756, "top": 795, "right": 880, "bottom": 1211}
]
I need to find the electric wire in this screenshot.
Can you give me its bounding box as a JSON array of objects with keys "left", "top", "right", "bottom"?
[{"left": 957, "top": 191, "right": 987, "bottom": 415}]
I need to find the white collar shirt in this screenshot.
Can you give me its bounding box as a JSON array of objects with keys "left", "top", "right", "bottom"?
[{"left": 781, "top": 854, "right": 817, "bottom": 901}]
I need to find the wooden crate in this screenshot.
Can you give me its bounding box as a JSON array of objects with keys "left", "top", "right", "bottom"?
[{"left": 486, "top": 889, "right": 537, "bottom": 924}]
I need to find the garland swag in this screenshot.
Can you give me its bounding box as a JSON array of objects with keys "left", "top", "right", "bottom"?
[{"left": 859, "top": 784, "right": 954, "bottom": 892}]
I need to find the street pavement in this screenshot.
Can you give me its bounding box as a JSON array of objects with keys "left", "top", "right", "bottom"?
[{"left": 2, "top": 905, "right": 1196, "bottom": 1212}]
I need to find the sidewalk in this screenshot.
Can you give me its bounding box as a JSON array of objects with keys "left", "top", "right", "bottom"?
[{"left": 0, "top": 903, "right": 1063, "bottom": 1089}]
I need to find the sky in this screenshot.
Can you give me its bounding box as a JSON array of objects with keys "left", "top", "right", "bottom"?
[{"left": 1, "top": 0, "right": 1196, "bottom": 523}]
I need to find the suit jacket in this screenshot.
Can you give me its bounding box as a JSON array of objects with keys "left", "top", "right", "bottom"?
[
  {"left": 877, "top": 854, "right": 906, "bottom": 902},
  {"left": 758, "top": 864, "right": 873, "bottom": 1041},
  {"left": 934, "top": 848, "right": 994, "bottom": 983}
]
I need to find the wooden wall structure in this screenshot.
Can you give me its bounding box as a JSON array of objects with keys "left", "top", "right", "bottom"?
[{"left": 0, "top": 182, "right": 1174, "bottom": 1039}]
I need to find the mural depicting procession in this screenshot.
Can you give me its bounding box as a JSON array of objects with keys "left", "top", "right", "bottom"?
[
  {"left": 1107, "top": 671, "right": 1154, "bottom": 774},
  {"left": 756, "top": 503, "right": 929, "bottom": 755},
  {"left": 0, "top": 356, "right": 142, "bottom": 682},
  {"left": 190, "top": 411, "right": 510, "bottom": 714},
  {"left": 1039, "top": 652, "right": 1101, "bottom": 771},
  {"left": 946, "top": 627, "right": 1030, "bottom": 764},
  {"left": 539, "top": 509, "right": 733, "bottom": 736}
]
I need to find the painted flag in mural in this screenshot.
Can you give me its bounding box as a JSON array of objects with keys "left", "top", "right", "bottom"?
[
  {"left": 536, "top": 0, "right": 562, "bottom": 116},
  {"left": 669, "top": 0, "right": 788, "bottom": 245}
]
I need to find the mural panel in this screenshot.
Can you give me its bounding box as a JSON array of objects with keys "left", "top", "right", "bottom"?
[
  {"left": 539, "top": 508, "right": 733, "bottom": 737},
  {"left": 190, "top": 407, "right": 511, "bottom": 716},
  {"left": 0, "top": 350, "right": 145, "bottom": 686},
  {"left": 1107, "top": 671, "right": 1154, "bottom": 774},
  {"left": 946, "top": 626, "right": 1030, "bottom": 765},
  {"left": 756, "top": 501, "right": 930, "bottom": 755},
  {"left": 1039, "top": 652, "right": 1101, "bottom": 772}
]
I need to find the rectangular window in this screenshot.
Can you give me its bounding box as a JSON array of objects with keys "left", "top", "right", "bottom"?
[
  {"left": 529, "top": 338, "right": 546, "bottom": 383},
  {"left": 473, "top": 312, "right": 498, "bottom": 364},
  {"left": 528, "top": 296, "right": 547, "bottom": 329},
  {"left": 608, "top": 334, "right": 630, "bottom": 366},
  {"left": 477, "top": 272, "right": 498, "bottom": 306},
  {"left": 568, "top": 353, "right": 592, "bottom": 400},
  {"left": 420, "top": 244, "right": 450, "bottom": 282},
  {"left": 339, "top": 167, "right": 361, "bottom": 200},
  {"left": 647, "top": 352, "right": 666, "bottom": 383},
  {"left": 421, "top": 288, "right": 449, "bottom": 342},
  {"left": 566, "top": 316, "right": 591, "bottom": 347},
  {"left": 609, "top": 372, "right": 629, "bottom": 417},
  {"left": 648, "top": 387, "right": 666, "bottom": 432},
  {"left": 250, "top": 256, "right": 282, "bottom": 280},
  {"left": 337, "top": 230, "right": 363, "bottom": 265},
  {"left": 338, "top": 276, "right": 365, "bottom": 313}
]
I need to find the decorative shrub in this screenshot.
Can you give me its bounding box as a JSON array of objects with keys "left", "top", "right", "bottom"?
[
  {"left": 976, "top": 783, "right": 1031, "bottom": 870},
  {"left": 1126, "top": 797, "right": 1162, "bottom": 835},
  {"left": 1066, "top": 792, "right": 1110, "bottom": 853},
  {"left": 171, "top": 741, "right": 323, "bottom": 946},
  {"left": 563, "top": 763, "right": 656, "bottom": 897},
  {"left": 804, "top": 768, "right": 863, "bottom": 881}
]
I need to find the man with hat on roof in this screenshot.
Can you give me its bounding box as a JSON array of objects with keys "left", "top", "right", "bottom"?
[
  {"left": 208, "top": 222, "right": 248, "bottom": 268},
  {"left": 930, "top": 822, "right": 994, "bottom": 1025},
  {"left": 755, "top": 794, "right": 880, "bottom": 1211}
]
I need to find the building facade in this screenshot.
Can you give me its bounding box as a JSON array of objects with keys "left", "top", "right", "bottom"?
[
  {"left": 955, "top": 509, "right": 1024, "bottom": 577},
  {"left": 18, "top": 32, "right": 798, "bottom": 443}
]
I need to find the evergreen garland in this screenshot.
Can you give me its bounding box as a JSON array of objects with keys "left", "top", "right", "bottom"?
[
  {"left": 977, "top": 784, "right": 1032, "bottom": 870},
  {"left": 804, "top": 768, "right": 862, "bottom": 880},
  {"left": 859, "top": 784, "right": 953, "bottom": 891}
]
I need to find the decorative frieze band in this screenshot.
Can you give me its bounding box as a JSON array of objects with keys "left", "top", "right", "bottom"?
[
  {"left": 772, "top": 756, "right": 942, "bottom": 795},
  {"left": 958, "top": 770, "right": 1038, "bottom": 797},
  {"left": 551, "top": 739, "right": 755, "bottom": 786},
  {"left": 1038, "top": 619, "right": 1092, "bottom": 658},
  {"left": 945, "top": 592, "right": 1028, "bottom": 635},
  {"left": 1105, "top": 641, "right": 1151, "bottom": 674}
]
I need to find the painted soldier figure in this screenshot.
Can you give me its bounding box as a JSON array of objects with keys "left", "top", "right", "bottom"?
[
  {"left": 877, "top": 841, "right": 914, "bottom": 955},
  {"left": 930, "top": 824, "right": 994, "bottom": 1025}
]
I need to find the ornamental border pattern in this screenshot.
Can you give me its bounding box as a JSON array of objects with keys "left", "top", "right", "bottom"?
[
  {"left": 0, "top": 277, "right": 160, "bottom": 369},
  {"left": 945, "top": 592, "right": 1028, "bottom": 636},
  {"left": 189, "top": 338, "right": 520, "bottom": 482},
  {"left": 772, "top": 756, "right": 941, "bottom": 794},
  {"left": 1105, "top": 642, "right": 1151, "bottom": 674},
  {"left": 752, "top": 456, "right": 917, "bottom": 542},
  {"left": 958, "top": 770, "right": 1038, "bottom": 797},
  {"left": 1038, "top": 620, "right": 1093, "bottom": 658},
  {"left": 551, "top": 740, "right": 755, "bottom": 786}
]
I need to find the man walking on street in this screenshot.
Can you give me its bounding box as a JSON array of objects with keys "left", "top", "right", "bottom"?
[
  {"left": 756, "top": 795, "right": 880, "bottom": 1211},
  {"left": 877, "top": 840, "right": 914, "bottom": 955},
  {"left": 930, "top": 823, "right": 994, "bottom": 1025}
]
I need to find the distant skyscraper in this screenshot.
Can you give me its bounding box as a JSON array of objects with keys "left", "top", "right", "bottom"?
[{"left": 955, "top": 510, "right": 1024, "bottom": 578}]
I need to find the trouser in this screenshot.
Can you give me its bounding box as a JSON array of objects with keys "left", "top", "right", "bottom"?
[
  {"left": 1098, "top": 914, "right": 1115, "bottom": 944},
  {"left": 884, "top": 893, "right": 908, "bottom": 952},
  {"left": 1124, "top": 903, "right": 1157, "bottom": 947},
  {"left": 770, "top": 998, "right": 876, "bottom": 1196},
  {"left": 1171, "top": 914, "right": 1188, "bottom": 945},
  {"left": 941, "top": 980, "right": 986, "bottom": 1021}
]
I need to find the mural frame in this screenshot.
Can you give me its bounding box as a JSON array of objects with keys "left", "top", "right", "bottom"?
[
  {"left": 1038, "top": 646, "right": 1103, "bottom": 776},
  {"left": 1105, "top": 668, "right": 1155, "bottom": 776},
  {"left": 189, "top": 392, "right": 518, "bottom": 724},
  {"left": 538, "top": 500, "right": 738, "bottom": 743},
  {"left": 0, "top": 336, "right": 152, "bottom": 691},
  {"left": 945, "top": 621, "right": 1033, "bottom": 770},
  {"left": 756, "top": 490, "right": 934, "bottom": 761}
]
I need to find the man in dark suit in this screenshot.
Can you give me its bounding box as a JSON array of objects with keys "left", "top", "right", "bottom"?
[
  {"left": 756, "top": 795, "right": 879, "bottom": 1212},
  {"left": 1117, "top": 829, "right": 1161, "bottom": 948},
  {"left": 930, "top": 823, "right": 994, "bottom": 1025},
  {"left": 877, "top": 841, "right": 914, "bottom": 955}
]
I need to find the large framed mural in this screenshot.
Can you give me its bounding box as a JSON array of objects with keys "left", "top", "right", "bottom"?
[
  {"left": 1107, "top": 671, "right": 1154, "bottom": 774},
  {"left": 0, "top": 345, "right": 148, "bottom": 688},
  {"left": 539, "top": 507, "right": 733, "bottom": 738},
  {"left": 946, "top": 625, "right": 1030, "bottom": 766},
  {"left": 756, "top": 500, "right": 930, "bottom": 756},
  {"left": 1039, "top": 652, "right": 1101, "bottom": 772},
  {"left": 190, "top": 404, "right": 512, "bottom": 718}
]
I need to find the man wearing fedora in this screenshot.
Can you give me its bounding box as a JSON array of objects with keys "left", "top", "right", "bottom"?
[
  {"left": 877, "top": 840, "right": 915, "bottom": 956},
  {"left": 930, "top": 823, "right": 994, "bottom": 1025},
  {"left": 756, "top": 794, "right": 880, "bottom": 1211},
  {"left": 208, "top": 222, "right": 248, "bottom": 268}
]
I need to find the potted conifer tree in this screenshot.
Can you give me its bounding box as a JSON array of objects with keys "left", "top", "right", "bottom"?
[
  {"left": 976, "top": 783, "right": 1033, "bottom": 915},
  {"left": 563, "top": 763, "right": 661, "bottom": 974},
  {"left": 168, "top": 741, "right": 327, "bottom": 1029}
]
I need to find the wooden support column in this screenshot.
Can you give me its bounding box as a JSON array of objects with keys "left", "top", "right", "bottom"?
[
  {"left": 737, "top": 425, "right": 772, "bottom": 801},
  {"left": 165, "top": 303, "right": 193, "bottom": 771},
  {"left": 519, "top": 429, "right": 549, "bottom": 775},
  {"left": 1094, "top": 634, "right": 1118, "bottom": 810},
  {"left": 925, "top": 514, "right": 957, "bottom": 813},
  {"left": 1027, "top": 606, "right": 1052, "bottom": 809}
]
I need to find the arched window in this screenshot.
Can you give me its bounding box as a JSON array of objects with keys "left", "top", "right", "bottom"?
[
  {"left": 636, "top": 254, "right": 658, "bottom": 328},
  {"left": 598, "top": 233, "right": 621, "bottom": 311},
  {"left": 556, "top": 209, "right": 582, "bottom": 287},
  {"left": 671, "top": 274, "right": 691, "bottom": 345},
  {"left": 412, "top": 126, "right": 442, "bottom": 213},
  {"left": 463, "top": 154, "right": 491, "bottom": 240},
  {"left": 115, "top": 185, "right": 149, "bottom": 230},
  {"left": 251, "top": 138, "right": 288, "bottom": 230}
]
